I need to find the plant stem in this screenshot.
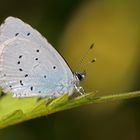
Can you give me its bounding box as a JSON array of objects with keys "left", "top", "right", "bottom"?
[{"left": 0, "top": 90, "right": 140, "bottom": 129}]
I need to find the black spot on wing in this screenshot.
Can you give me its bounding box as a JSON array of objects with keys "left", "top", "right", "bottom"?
[
  {"left": 17, "top": 61, "right": 20, "bottom": 64},
  {"left": 15, "top": 33, "right": 19, "bottom": 36},
  {"left": 36, "top": 49, "right": 39, "bottom": 52},
  {"left": 20, "top": 80, "right": 23, "bottom": 86},
  {"left": 19, "top": 68, "right": 23, "bottom": 71},
  {"left": 30, "top": 86, "right": 33, "bottom": 91},
  {"left": 19, "top": 55, "right": 22, "bottom": 59},
  {"left": 25, "top": 74, "right": 28, "bottom": 77},
  {"left": 53, "top": 66, "right": 56, "bottom": 69},
  {"left": 27, "top": 32, "right": 31, "bottom": 36}
]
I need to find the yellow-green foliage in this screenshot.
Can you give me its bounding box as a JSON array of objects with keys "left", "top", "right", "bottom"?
[{"left": 0, "top": 90, "right": 140, "bottom": 129}]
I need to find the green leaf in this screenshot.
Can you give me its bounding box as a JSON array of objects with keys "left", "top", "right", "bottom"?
[{"left": 0, "top": 90, "right": 140, "bottom": 129}]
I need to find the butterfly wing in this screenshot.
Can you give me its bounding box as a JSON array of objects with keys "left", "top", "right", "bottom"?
[
  {"left": 0, "top": 17, "right": 48, "bottom": 45},
  {"left": 0, "top": 17, "right": 75, "bottom": 97}
]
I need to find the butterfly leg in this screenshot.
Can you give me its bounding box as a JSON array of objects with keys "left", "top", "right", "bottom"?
[{"left": 75, "top": 86, "right": 85, "bottom": 95}]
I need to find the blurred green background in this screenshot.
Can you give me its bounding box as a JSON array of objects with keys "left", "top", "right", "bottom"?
[{"left": 1, "top": 0, "right": 140, "bottom": 139}]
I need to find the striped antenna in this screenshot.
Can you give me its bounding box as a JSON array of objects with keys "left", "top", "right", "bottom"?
[{"left": 76, "top": 43, "right": 96, "bottom": 71}]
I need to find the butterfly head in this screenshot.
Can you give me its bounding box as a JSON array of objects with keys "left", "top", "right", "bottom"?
[{"left": 74, "top": 71, "right": 86, "bottom": 81}]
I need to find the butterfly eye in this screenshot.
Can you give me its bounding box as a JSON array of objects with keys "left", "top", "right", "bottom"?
[{"left": 75, "top": 72, "right": 86, "bottom": 81}]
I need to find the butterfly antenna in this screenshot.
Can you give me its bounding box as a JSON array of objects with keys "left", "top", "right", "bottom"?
[{"left": 76, "top": 43, "right": 95, "bottom": 71}]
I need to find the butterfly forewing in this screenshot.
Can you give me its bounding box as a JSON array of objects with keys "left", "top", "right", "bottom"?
[{"left": 0, "top": 17, "right": 75, "bottom": 97}]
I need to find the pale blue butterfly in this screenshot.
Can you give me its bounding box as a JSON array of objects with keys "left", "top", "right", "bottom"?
[{"left": 0, "top": 17, "right": 86, "bottom": 98}]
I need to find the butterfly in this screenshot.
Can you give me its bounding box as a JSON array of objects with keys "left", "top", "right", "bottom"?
[{"left": 0, "top": 17, "right": 86, "bottom": 98}]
